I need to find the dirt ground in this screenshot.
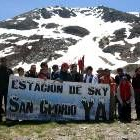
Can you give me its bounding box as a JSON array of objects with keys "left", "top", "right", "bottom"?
[
  {"left": 0, "top": 110, "right": 140, "bottom": 140},
  {"left": 0, "top": 104, "right": 139, "bottom": 140}
]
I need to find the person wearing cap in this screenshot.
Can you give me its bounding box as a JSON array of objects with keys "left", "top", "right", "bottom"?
[
  {"left": 59, "top": 63, "right": 72, "bottom": 82},
  {"left": 70, "top": 64, "right": 83, "bottom": 82},
  {"left": 0, "top": 57, "right": 13, "bottom": 121},
  {"left": 132, "top": 67, "right": 140, "bottom": 120},
  {"left": 83, "top": 66, "right": 98, "bottom": 84},
  {"left": 51, "top": 64, "right": 60, "bottom": 80},
  {"left": 96, "top": 68, "right": 104, "bottom": 83},
  {"left": 25, "top": 65, "right": 38, "bottom": 78},
  {"left": 117, "top": 76, "right": 134, "bottom": 122},
  {"left": 100, "top": 68, "right": 116, "bottom": 120}
]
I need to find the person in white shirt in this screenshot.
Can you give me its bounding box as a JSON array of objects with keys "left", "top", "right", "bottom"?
[{"left": 83, "top": 66, "right": 98, "bottom": 85}]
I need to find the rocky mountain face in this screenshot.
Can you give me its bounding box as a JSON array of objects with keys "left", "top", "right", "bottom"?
[{"left": 0, "top": 6, "right": 140, "bottom": 72}]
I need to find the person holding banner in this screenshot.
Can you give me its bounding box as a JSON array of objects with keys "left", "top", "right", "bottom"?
[
  {"left": 0, "top": 57, "right": 13, "bottom": 121},
  {"left": 25, "top": 65, "right": 38, "bottom": 78},
  {"left": 70, "top": 64, "right": 83, "bottom": 82},
  {"left": 17, "top": 67, "right": 24, "bottom": 77},
  {"left": 51, "top": 64, "right": 60, "bottom": 80},
  {"left": 100, "top": 69, "right": 116, "bottom": 120},
  {"left": 96, "top": 68, "right": 104, "bottom": 83},
  {"left": 38, "top": 62, "right": 50, "bottom": 80},
  {"left": 59, "top": 63, "right": 72, "bottom": 82},
  {"left": 83, "top": 66, "right": 98, "bottom": 84}
]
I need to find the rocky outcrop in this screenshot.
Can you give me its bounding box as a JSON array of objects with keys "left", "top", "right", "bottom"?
[
  {"left": 0, "top": 18, "right": 39, "bottom": 30},
  {"left": 112, "top": 28, "right": 127, "bottom": 41},
  {"left": 99, "top": 36, "right": 109, "bottom": 48},
  {"left": 128, "top": 24, "right": 140, "bottom": 39},
  {"left": 97, "top": 6, "right": 140, "bottom": 23},
  {"left": 42, "top": 23, "right": 59, "bottom": 29},
  {"left": 53, "top": 7, "right": 77, "bottom": 18},
  {"left": 62, "top": 26, "right": 90, "bottom": 37},
  {"left": 40, "top": 8, "right": 52, "bottom": 19},
  {"left": 0, "top": 37, "right": 78, "bottom": 67}
]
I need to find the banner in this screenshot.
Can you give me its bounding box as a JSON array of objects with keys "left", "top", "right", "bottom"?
[{"left": 6, "top": 76, "right": 110, "bottom": 121}]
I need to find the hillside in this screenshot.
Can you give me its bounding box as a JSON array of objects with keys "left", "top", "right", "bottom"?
[{"left": 0, "top": 6, "right": 140, "bottom": 72}]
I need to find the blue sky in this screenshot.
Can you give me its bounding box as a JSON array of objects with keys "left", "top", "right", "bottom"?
[{"left": 0, "top": 0, "right": 139, "bottom": 21}]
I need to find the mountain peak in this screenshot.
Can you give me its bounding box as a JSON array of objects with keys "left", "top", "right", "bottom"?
[{"left": 0, "top": 6, "right": 140, "bottom": 72}]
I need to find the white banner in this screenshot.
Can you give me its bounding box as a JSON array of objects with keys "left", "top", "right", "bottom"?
[{"left": 6, "top": 76, "right": 110, "bottom": 121}]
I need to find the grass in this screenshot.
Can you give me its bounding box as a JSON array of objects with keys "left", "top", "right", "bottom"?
[{"left": 0, "top": 120, "right": 140, "bottom": 140}]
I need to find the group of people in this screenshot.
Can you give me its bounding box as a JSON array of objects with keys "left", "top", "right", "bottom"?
[{"left": 0, "top": 56, "right": 140, "bottom": 123}]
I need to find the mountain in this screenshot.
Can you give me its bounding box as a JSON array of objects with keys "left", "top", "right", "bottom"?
[{"left": 0, "top": 6, "right": 140, "bottom": 73}]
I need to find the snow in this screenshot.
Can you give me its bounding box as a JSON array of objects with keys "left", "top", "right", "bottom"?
[
  {"left": 109, "top": 41, "right": 125, "bottom": 46},
  {"left": 16, "top": 40, "right": 27, "bottom": 45},
  {"left": 128, "top": 12, "right": 140, "bottom": 17},
  {"left": 48, "top": 35, "right": 127, "bottom": 73},
  {"left": 16, "top": 39, "right": 39, "bottom": 45},
  {"left": 27, "top": 46, "right": 32, "bottom": 49},
  {"left": 125, "top": 37, "right": 140, "bottom": 44},
  {"left": 0, "top": 46, "right": 14, "bottom": 57},
  {"left": 130, "top": 46, "right": 135, "bottom": 52},
  {"left": 0, "top": 7, "right": 138, "bottom": 72},
  {"left": 7, "top": 36, "right": 18, "bottom": 40},
  {"left": 17, "top": 17, "right": 26, "bottom": 21},
  {"left": 114, "top": 53, "right": 121, "bottom": 59}
]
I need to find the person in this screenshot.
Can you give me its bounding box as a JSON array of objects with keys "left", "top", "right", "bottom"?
[
  {"left": 38, "top": 69, "right": 48, "bottom": 80},
  {"left": 83, "top": 66, "right": 98, "bottom": 84},
  {"left": 96, "top": 68, "right": 104, "bottom": 83},
  {"left": 51, "top": 64, "right": 60, "bottom": 80},
  {"left": 59, "top": 63, "right": 72, "bottom": 82},
  {"left": 17, "top": 67, "right": 24, "bottom": 77},
  {"left": 25, "top": 65, "right": 38, "bottom": 78},
  {"left": 115, "top": 68, "right": 131, "bottom": 118},
  {"left": 0, "top": 57, "right": 13, "bottom": 121},
  {"left": 115, "top": 68, "right": 131, "bottom": 86},
  {"left": 70, "top": 64, "right": 83, "bottom": 82},
  {"left": 132, "top": 67, "right": 140, "bottom": 120},
  {"left": 100, "top": 68, "right": 116, "bottom": 120},
  {"left": 38, "top": 62, "right": 50, "bottom": 80},
  {"left": 117, "top": 76, "right": 134, "bottom": 122}
]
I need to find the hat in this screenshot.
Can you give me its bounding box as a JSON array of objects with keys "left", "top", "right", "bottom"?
[
  {"left": 61, "top": 63, "right": 69, "bottom": 69},
  {"left": 96, "top": 68, "right": 104, "bottom": 73},
  {"left": 71, "top": 64, "right": 77, "bottom": 69},
  {"left": 117, "top": 68, "right": 123, "bottom": 72},
  {"left": 40, "top": 62, "right": 48, "bottom": 68},
  {"left": 104, "top": 68, "right": 111, "bottom": 72},
  {"left": 52, "top": 64, "right": 58, "bottom": 69}
]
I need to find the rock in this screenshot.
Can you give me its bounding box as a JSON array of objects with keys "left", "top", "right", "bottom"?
[
  {"left": 128, "top": 24, "right": 140, "bottom": 39},
  {"left": 53, "top": 7, "right": 77, "bottom": 18},
  {"left": 0, "top": 17, "right": 39, "bottom": 30},
  {"left": 112, "top": 28, "right": 127, "bottom": 41},
  {"left": 62, "top": 26, "right": 90, "bottom": 37},
  {"left": 42, "top": 23, "right": 60, "bottom": 29},
  {"left": 97, "top": 6, "right": 140, "bottom": 23},
  {"left": 40, "top": 8, "right": 52, "bottom": 19}
]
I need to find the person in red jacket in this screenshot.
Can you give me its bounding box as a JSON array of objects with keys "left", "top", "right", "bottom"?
[
  {"left": 117, "top": 76, "right": 134, "bottom": 122},
  {"left": 38, "top": 62, "right": 50, "bottom": 80},
  {"left": 100, "top": 68, "right": 116, "bottom": 120}
]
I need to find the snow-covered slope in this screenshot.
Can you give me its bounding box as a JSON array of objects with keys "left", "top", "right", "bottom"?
[{"left": 0, "top": 6, "right": 140, "bottom": 72}]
